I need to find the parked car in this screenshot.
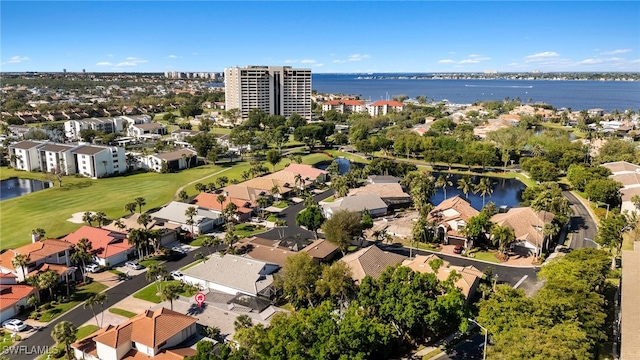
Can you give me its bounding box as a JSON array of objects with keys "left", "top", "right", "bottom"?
[
  {"left": 170, "top": 271, "right": 184, "bottom": 281},
  {"left": 125, "top": 261, "right": 143, "bottom": 270},
  {"left": 2, "top": 319, "right": 26, "bottom": 332},
  {"left": 171, "top": 246, "right": 187, "bottom": 254},
  {"left": 85, "top": 263, "right": 100, "bottom": 273},
  {"left": 454, "top": 245, "right": 464, "bottom": 254}
]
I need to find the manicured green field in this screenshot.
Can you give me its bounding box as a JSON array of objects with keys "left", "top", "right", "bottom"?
[
  {"left": 75, "top": 325, "right": 100, "bottom": 340},
  {"left": 1, "top": 165, "right": 225, "bottom": 249}
]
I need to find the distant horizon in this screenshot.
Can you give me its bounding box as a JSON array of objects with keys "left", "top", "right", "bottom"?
[
  {"left": 3, "top": 71, "right": 640, "bottom": 75},
  {"left": 2, "top": 2, "right": 638, "bottom": 73}
]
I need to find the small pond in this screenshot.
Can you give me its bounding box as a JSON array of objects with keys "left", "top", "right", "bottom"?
[
  {"left": 317, "top": 157, "right": 351, "bottom": 175},
  {"left": 1, "top": 177, "right": 53, "bottom": 201},
  {"left": 430, "top": 173, "right": 525, "bottom": 210}
]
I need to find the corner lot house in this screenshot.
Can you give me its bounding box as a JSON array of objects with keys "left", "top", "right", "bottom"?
[
  {"left": 0, "top": 239, "right": 74, "bottom": 282},
  {"left": 63, "top": 226, "right": 133, "bottom": 266},
  {"left": 71, "top": 307, "right": 197, "bottom": 360},
  {"left": 182, "top": 254, "right": 279, "bottom": 297},
  {"left": 602, "top": 161, "right": 640, "bottom": 214}
]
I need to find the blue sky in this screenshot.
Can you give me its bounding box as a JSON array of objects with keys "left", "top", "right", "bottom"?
[{"left": 2, "top": 1, "right": 639, "bottom": 73}]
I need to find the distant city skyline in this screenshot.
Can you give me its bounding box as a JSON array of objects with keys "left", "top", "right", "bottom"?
[{"left": 1, "top": 1, "right": 639, "bottom": 73}]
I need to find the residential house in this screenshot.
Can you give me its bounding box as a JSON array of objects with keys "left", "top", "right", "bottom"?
[
  {"left": 491, "top": 207, "right": 555, "bottom": 256},
  {"left": 181, "top": 254, "right": 279, "bottom": 297},
  {"left": 0, "top": 239, "right": 74, "bottom": 282},
  {"left": 348, "top": 183, "right": 412, "bottom": 208},
  {"left": 339, "top": 244, "right": 407, "bottom": 283},
  {"left": 322, "top": 99, "right": 366, "bottom": 114},
  {"left": 235, "top": 237, "right": 296, "bottom": 267},
  {"left": 300, "top": 239, "right": 340, "bottom": 263},
  {"left": 0, "top": 273, "right": 39, "bottom": 322},
  {"left": 102, "top": 213, "right": 178, "bottom": 247},
  {"left": 7, "top": 125, "right": 31, "bottom": 139},
  {"left": 71, "top": 307, "right": 198, "bottom": 360},
  {"left": 428, "top": 196, "right": 479, "bottom": 248},
  {"left": 367, "top": 175, "right": 401, "bottom": 184},
  {"left": 192, "top": 192, "right": 256, "bottom": 222},
  {"left": 402, "top": 254, "right": 483, "bottom": 302},
  {"left": 171, "top": 129, "right": 203, "bottom": 147},
  {"left": 63, "top": 226, "right": 133, "bottom": 267},
  {"left": 367, "top": 100, "right": 404, "bottom": 117},
  {"left": 321, "top": 193, "right": 388, "bottom": 219},
  {"left": 140, "top": 148, "right": 198, "bottom": 172},
  {"left": 601, "top": 161, "right": 640, "bottom": 214},
  {"left": 474, "top": 118, "right": 518, "bottom": 139},
  {"left": 280, "top": 163, "right": 329, "bottom": 185},
  {"left": 150, "top": 201, "right": 222, "bottom": 235},
  {"left": 128, "top": 123, "right": 167, "bottom": 139}
]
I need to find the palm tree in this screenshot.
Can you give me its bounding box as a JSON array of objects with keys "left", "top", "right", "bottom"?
[
  {"left": 217, "top": 194, "right": 227, "bottom": 210},
  {"left": 11, "top": 254, "right": 30, "bottom": 281},
  {"left": 125, "top": 202, "right": 137, "bottom": 214},
  {"left": 271, "top": 185, "right": 281, "bottom": 200},
  {"left": 490, "top": 224, "right": 515, "bottom": 254},
  {"left": 38, "top": 270, "right": 59, "bottom": 301},
  {"left": 134, "top": 197, "right": 146, "bottom": 213},
  {"left": 94, "top": 211, "right": 107, "bottom": 228},
  {"left": 234, "top": 314, "right": 253, "bottom": 332},
  {"left": 84, "top": 292, "right": 108, "bottom": 327},
  {"left": 435, "top": 174, "right": 453, "bottom": 200},
  {"left": 216, "top": 176, "right": 229, "bottom": 189},
  {"left": 185, "top": 206, "right": 197, "bottom": 234},
  {"left": 294, "top": 173, "right": 303, "bottom": 195},
  {"left": 114, "top": 219, "right": 126, "bottom": 231},
  {"left": 71, "top": 238, "right": 93, "bottom": 282},
  {"left": 146, "top": 264, "right": 167, "bottom": 294},
  {"left": 194, "top": 251, "right": 208, "bottom": 263},
  {"left": 457, "top": 175, "right": 472, "bottom": 199},
  {"left": 161, "top": 283, "right": 181, "bottom": 310},
  {"left": 128, "top": 228, "right": 148, "bottom": 259},
  {"left": 202, "top": 237, "right": 219, "bottom": 255},
  {"left": 82, "top": 211, "right": 95, "bottom": 226},
  {"left": 473, "top": 177, "right": 493, "bottom": 207},
  {"left": 178, "top": 190, "right": 189, "bottom": 202},
  {"left": 51, "top": 321, "right": 77, "bottom": 360},
  {"left": 195, "top": 183, "right": 207, "bottom": 193},
  {"left": 137, "top": 213, "right": 152, "bottom": 229},
  {"left": 241, "top": 171, "right": 250, "bottom": 181},
  {"left": 224, "top": 225, "right": 239, "bottom": 249},
  {"left": 256, "top": 196, "right": 269, "bottom": 219}
]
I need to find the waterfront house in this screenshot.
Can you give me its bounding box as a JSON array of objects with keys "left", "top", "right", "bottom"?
[
  {"left": 321, "top": 193, "right": 388, "bottom": 219},
  {"left": 428, "top": 196, "right": 479, "bottom": 248},
  {"left": 490, "top": 207, "right": 555, "bottom": 257}
]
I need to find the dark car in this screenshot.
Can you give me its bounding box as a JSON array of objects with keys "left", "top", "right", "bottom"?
[{"left": 454, "top": 245, "right": 464, "bottom": 254}]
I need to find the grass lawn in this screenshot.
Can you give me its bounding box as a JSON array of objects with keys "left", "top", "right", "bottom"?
[
  {"left": 189, "top": 235, "right": 210, "bottom": 246},
  {"left": 1, "top": 165, "right": 229, "bottom": 249},
  {"left": 75, "top": 325, "right": 100, "bottom": 340},
  {"left": 234, "top": 223, "right": 266, "bottom": 238},
  {"left": 266, "top": 214, "right": 278, "bottom": 222},
  {"left": 108, "top": 308, "right": 137, "bottom": 318},
  {"left": 140, "top": 257, "right": 163, "bottom": 268},
  {"left": 38, "top": 282, "right": 108, "bottom": 322},
  {"left": 322, "top": 196, "right": 335, "bottom": 203},
  {"left": 471, "top": 251, "right": 501, "bottom": 263},
  {"left": 133, "top": 280, "right": 196, "bottom": 303},
  {"left": 272, "top": 200, "right": 290, "bottom": 209}
]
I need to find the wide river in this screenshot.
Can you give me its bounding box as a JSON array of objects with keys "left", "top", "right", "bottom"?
[{"left": 312, "top": 74, "right": 640, "bottom": 112}]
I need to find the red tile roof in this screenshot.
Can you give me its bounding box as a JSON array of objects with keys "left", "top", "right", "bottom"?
[
  {"left": 369, "top": 100, "right": 404, "bottom": 107},
  {"left": 0, "top": 284, "right": 37, "bottom": 311},
  {"left": 282, "top": 163, "right": 328, "bottom": 179},
  {"left": 27, "top": 263, "right": 70, "bottom": 278},
  {"left": 63, "top": 226, "right": 131, "bottom": 260},
  {"left": 193, "top": 193, "right": 255, "bottom": 214},
  {"left": 0, "top": 239, "right": 73, "bottom": 271},
  {"left": 325, "top": 99, "right": 365, "bottom": 106}
]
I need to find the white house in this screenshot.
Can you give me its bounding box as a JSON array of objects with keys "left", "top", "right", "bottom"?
[
  {"left": 150, "top": 201, "right": 223, "bottom": 235},
  {"left": 0, "top": 239, "right": 74, "bottom": 282},
  {"left": 139, "top": 148, "right": 198, "bottom": 172},
  {"left": 182, "top": 253, "right": 279, "bottom": 297},
  {"left": 73, "top": 144, "right": 126, "bottom": 178},
  {"left": 321, "top": 193, "right": 388, "bottom": 219}
]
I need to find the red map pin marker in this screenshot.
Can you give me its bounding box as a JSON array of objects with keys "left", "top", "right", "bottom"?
[{"left": 195, "top": 292, "right": 205, "bottom": 308}]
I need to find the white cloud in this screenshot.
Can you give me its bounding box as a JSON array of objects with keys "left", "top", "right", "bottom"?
[
  {"left": 312, "top": 63, "right": 324, "bottom": 67},
  {"left": 347, "top": 54, "right": 370, "bottom": 62},
  {"left": 300, "top": 59, "right": 316, "bottom": 64},
  {"left": 114, "top": 57, "right": 148, "bottom": 67},
  {"left": 600, "top": 49, "right": 632, "bottom": 55},
  {"left": 332, "top": 59, "right": 346, "bottom": 63},
  {"left": 7, "top": 56, "right": 30, "bottom": 64},
  {"left": 459, "top": 59, "right": 480, "bottom": 64},
  {"left": 107, "top": 54, "right": 114, "bottom": 58},
  {"left": 167, "top": 55, "right": 180, "bottom": 59},
  {"left": 457, "top": 55, "right": 491, "bottom": 64},
  {"left": 96, "top": 61, "right": 114, "bottom": 66},
  {"left": 525, "top": 52, "right": 560, "bottom": 62},
  {"left": 438, "top": 59, "right": 456, "bottom": 64},
  {"left": 579, "top": 58, "right": 603, "bottom": 64},
  {"left": 284, "top": 59, "right": 297, "bottom": 63}
]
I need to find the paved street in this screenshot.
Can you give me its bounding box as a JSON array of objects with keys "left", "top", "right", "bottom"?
[
  {"left": 432, "top": 333, "right": 485, "bottom": 360},
  {"left": 563, "top": 190, "right": 598, "bottom": 249}
]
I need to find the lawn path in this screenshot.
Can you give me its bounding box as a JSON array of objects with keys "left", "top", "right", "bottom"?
[{"left": 172, "top": 167, "right": 232, "bottom": 200}]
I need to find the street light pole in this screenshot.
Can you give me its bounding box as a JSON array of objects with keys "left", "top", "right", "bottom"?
[{"left": 468, "top": 318, "right": 488, "bottom": 360}]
